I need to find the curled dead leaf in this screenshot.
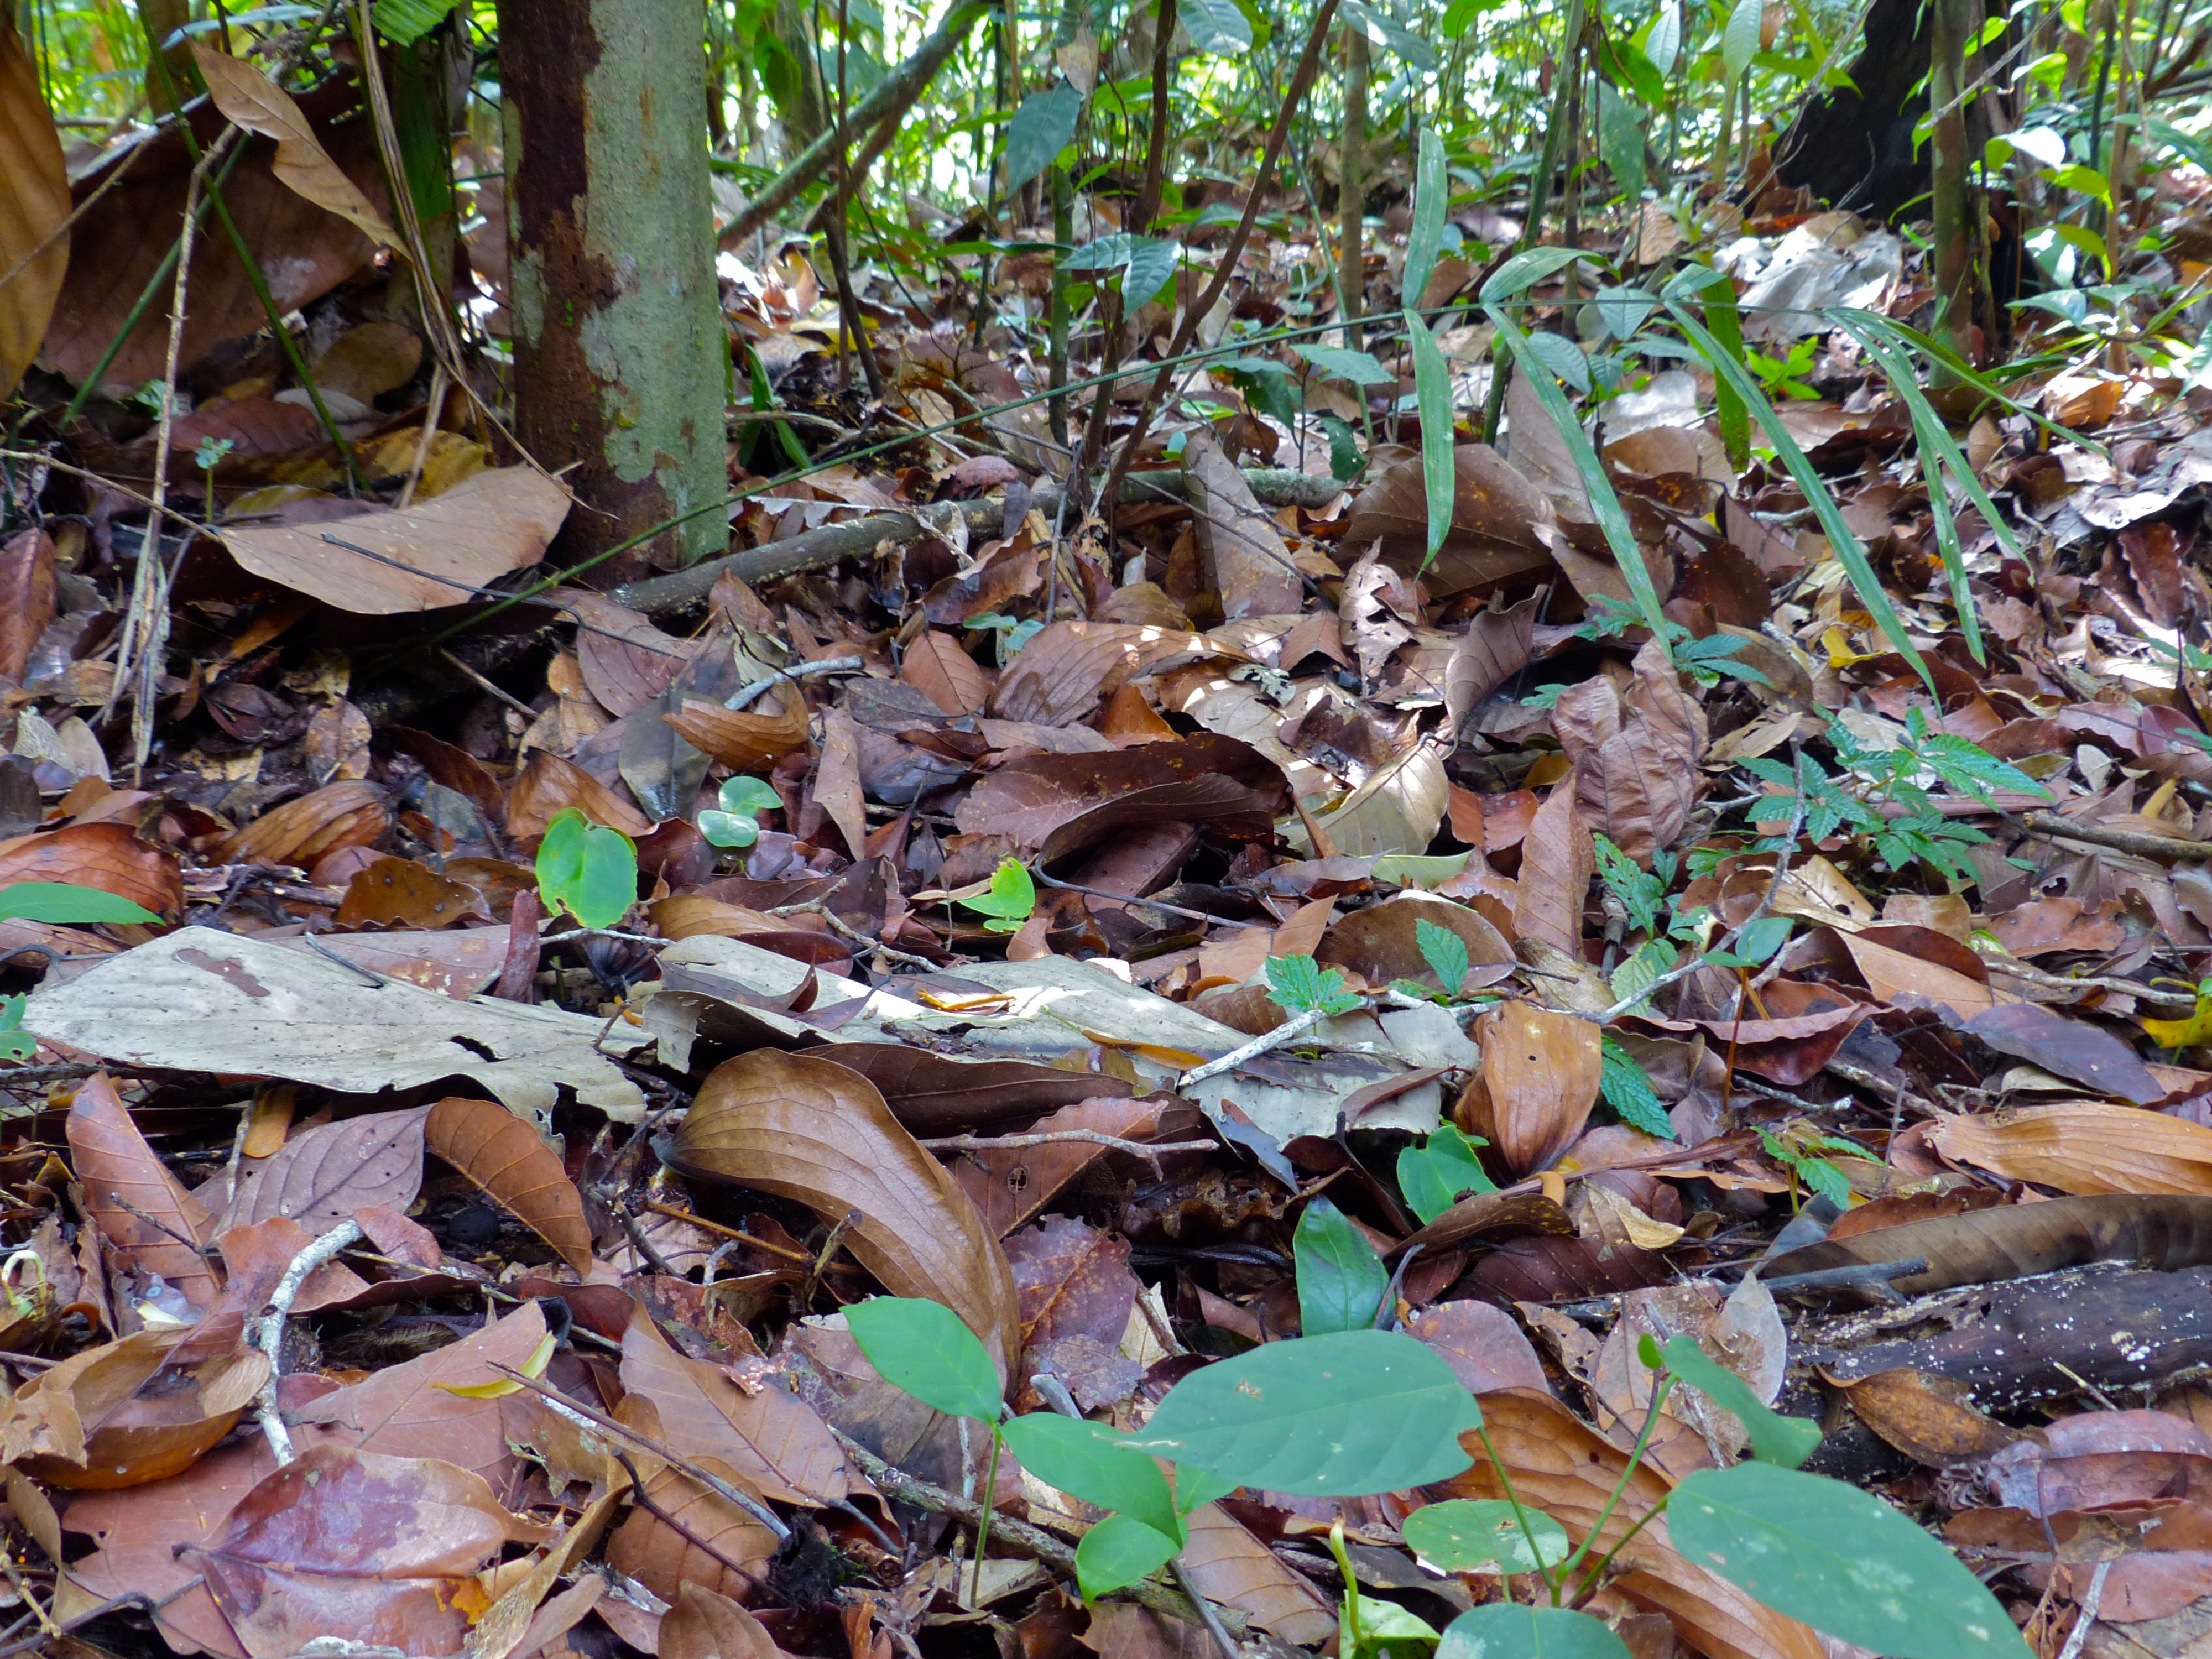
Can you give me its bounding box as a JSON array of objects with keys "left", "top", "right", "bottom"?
[
  {"left": 424, "top": 1098, "right": 594, "bottom": 1274},
  {"left": 0, "top": 1326, "right": 268, "bottom": 1489},
  {"left": 1459, "top": 1001, "right": 1603, "bottom": 1174}
]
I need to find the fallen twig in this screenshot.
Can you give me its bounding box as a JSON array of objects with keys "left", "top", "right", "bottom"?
[
  {"left": 1176, "top": 1006, "right": 1331, "bottom": 1090},
  {"left": 254, "top": 1218, "right": 364, "bottom": 1463},
  {"left": 2014, "top": 810, "right": 2212, "bottom": 865}
]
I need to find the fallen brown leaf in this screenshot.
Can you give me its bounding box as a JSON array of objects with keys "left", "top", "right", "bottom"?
[{"left": 424, "top": 1097, "right": 594, "bottom": 1274}]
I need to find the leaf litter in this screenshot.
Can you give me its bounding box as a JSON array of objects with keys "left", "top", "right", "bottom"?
[{"left": 21, "top": 24, "right": 2212, "bottom": 1659}]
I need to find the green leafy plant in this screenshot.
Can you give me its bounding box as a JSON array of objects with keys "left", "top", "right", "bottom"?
[
  {"left": 1415, "top": 917, "right": 1469, "bottom": 997},
  {"left": 1759, "top": 1124, "right": 1872, "bottom": 1207},
  {"left": 1263, "top": 953, "right": 1363, "bottom": 1018},
  {"left": 964, "top": 612, "right": 1044, "bottom": 667},
  {"left": 1598, "top": 1035, "right": 1675, "bottom": 1139},
  {"left": 958, "top": 857, "right": 1036, "bottom": 934},
  {"left": 850, "top": 1293, "right": 2027, "bottom": 1658},
  {"left": 534, "top": 808, "right": 639, "bottom": 931},
  {"left": 0, "top": 999, "right": 35, "bottom": 1063},
  {"left": 1396, "top": 1124, "right": 1498, "bottom": 1223},
  {"left": 1293, "top": 1196, "right": 1389, "bottom": 1334},
  {"left": 697, "top": 775, "right": 783, "bottom": 849}
]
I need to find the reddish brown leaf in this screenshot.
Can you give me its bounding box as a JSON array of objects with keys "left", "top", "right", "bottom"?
[
  {"left": 1460, "top": 1000, "right": 1603, "bottom": 1175},
  {"left": 217, "top": 1105, "right": 429, "bottom": 1235},
  {"left": 66, "top": 1071, "right": 222, "bottom": 1311},
  {"left": 812, "top": 1044, "right": 1135, "bottom": 1138},
  {"left": 0, "top": 528, "right": 56, "bottom": 686},
  {"left": 1513, "top": 786, "right": 1593, "bottom": 958},
  {"left": 989, "top": 620, "right": 1244, "bottom": 726},
  {"left": 1342, "top": 444, "right": 1559, "bottom": 598},
  {"left": 666, "top": 1048, "right": 1022, "bottom": 1379},
  {"left": 949, "top": 1095, "right": 1171, "bottom": 1235},
  {"left": 424, "top": 1097, "right": 594, "bottom": 1273},
  {"left": 216, "top": 780, "right": 392, "bottom": 869},
  {"left": 0, "top": 10, "right": 66, "bottom": 398},
  {"left": 0, "top": 1326, "right": 267, "bottom": 1489},
  {"left": 1553, "top": 638, "right": 1708, "bottom": 866},
  {"left": 664, "top": 685, "right": 813, "bottom": 773},
  {"left": 505, "top": 747, "right": 655, "bottom": 841},
  {"left": 662, "top": 1582, "right": 786, "bottom": 1659},
  {"left": 0, "top": 821, "right": 182, "bottom": 916},
  {"left": 334, "top": 856, "right": 491, "bottom": 930},
  {"left": 901, "top": 631, "right": 992, "bottom": 716},
  {"left": 566, "top": 591, "right": 688, "bottom": 717},
  {"left": 951, "top": 732, "right": 1288, "bottom": 860}
]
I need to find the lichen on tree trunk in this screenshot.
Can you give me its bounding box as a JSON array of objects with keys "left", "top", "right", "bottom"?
[{"left": 497, "top": 0, "right": 729, "bottom": 580}]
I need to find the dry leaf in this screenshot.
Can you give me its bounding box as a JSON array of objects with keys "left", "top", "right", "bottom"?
[
  {"left": 0, "top": 1326, "right": 267, "bottom": 1489},
  {"left": 217, "top": 1104, "right": 429, "bottom": 1234},
  {"left": 1185, "top": 426, "right": 1301, "bottom": 618},
  {"left": 1554, "top": 638, "right": 1708, "bottom": 866},
  {"left": 66, "top": 1072, "right": 222, "bottom": 1311},
  {"left": 0, "top": 15, "right": 67, "bottom": 400},
  {"left": 989, "top": 620, "right": 1243, "bottom": 726},
  {"left": 424, "top": 1098, "right": 593, "bottom": 1272},
  {"left": 216, "top": 779, "right": 390, "bottom": 868},
  {"left": 189, "top": 44, "right": 400, "bottom": 249},
  {"left": 665, "top": 1049, "right": 1022, "bottom": 1378},
  {"left": 1514, "top": 786, "right": 1594, "bottom": 957},
  {"left": 1927, "top": 1104, "right": 2212, "bottom": 1196},
  {"left": 1461, "top": 1001, "right": 1603, "bottom": 1174}
]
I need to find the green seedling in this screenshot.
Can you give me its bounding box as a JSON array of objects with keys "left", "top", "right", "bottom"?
[
  {"left": 1263, "top": 953, "right": 1361, "bottom": 1018},
  {"left": 0, "top": 882, "right": 163, "bottom": 1062},
  {"left": 534, "top": 808, "right": 639, "bottom": 931},
  {"left": 958, "top": 858, "right": 1036, "bottom": 934},
  {"left": 698, "top": 775, "right": 783, "bottom": 849}
]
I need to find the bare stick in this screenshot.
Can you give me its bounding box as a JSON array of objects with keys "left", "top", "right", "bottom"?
[
  {"left": 253, "top": 1218, "right": 364, "bottom": 1463},
  {"left": 920, "top": 1131, "right": 1217, "bottom": 1165},
  {"left": 2015, "top": 810, "right": 2212, "bottom": 864},
  {"left": 1176, "top": 1006, "right": 1330, "bottom": 1089}
]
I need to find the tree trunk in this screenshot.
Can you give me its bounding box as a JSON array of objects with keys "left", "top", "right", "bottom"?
[
  {"left": 1929, "top": 0, "right": 1979, "bottom": 361},
  {"left": 497, "top": 0, "right": 729, "bottom": 581}
]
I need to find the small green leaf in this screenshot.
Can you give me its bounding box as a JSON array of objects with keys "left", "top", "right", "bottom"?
[
  {"left": 1133, "top": 1331, "right": 1481, "bottom": 1496},
  {"left": 1340, "top": 0, "right": 1437, "bottom": 68},
  {"left": 1599, "top": 1035, "right": 1676, "bottom": 1138},
  {"left": 372, "top": 0, "right": 462, "bottom": 44},
  {"left": 1721, "top": 0, "right": 1764, "bottom": 79},
  {"left": 697, "top": 812, "right": 761, "bottom": 849},
  {"left": 1000, "top": 1414, "right": 1183, "bottom": 1541},
  {"left": 0, "top": 994, "right": 34, "bottom": 1063},
  {"left": 1293, "top": 1197, "right": 1389, "bottom": 1335},
  {"left": 1396, "top": 1126, "right": 1496, "bottom": 1224},
  {"left": 1657, "top": 1335, "right": 1821, "bottom": 1467},
  {"left": 0, "top": 883, "right": 161, "bottom": 925},
  {"left": 1262, "top": 954, "right": 1361, "bottom": 1016},
  {"left": 719, "top": 776, "right": 782, "bottom": 816},
  {"left": 1295, "top": 343, "right": 1397, "bottom": 386},
  {"left": 1437, "top": 1604, "right": 1633, "bottom": 1659},
  {"left": 533, "top": 808, "right": 639, "bottom": 931},
  {"left": 1670, "top": 1462, "right": 2033, "bottom": 1659},
  {"left": 1480, "top": 246, "right": 1589, "bottom": 302},
  {"left": 959, "top": 858, "right": 1036, "bottom": 932},
  {"left": 1406, "top": 308, "right": 1456, "bottom": 575},
  {"left": 1404, "top": 1499, "right": 1571, "bottom": 1575},
  {"left": 1005, "top": 81, "right": 1084, "bottom": 192},
  {"left": 1595, "top": 79, "right": 1645, "bottom": 200},
  {"left": 1415, "top": 918, "right": 1470, "bottom": 997},
  {"left": 846, "top": 1297, "right": 1003, "bottom": 1421},
  {"left": 1073, "top": 1512, "right": 1181, "bottom": 1600}
]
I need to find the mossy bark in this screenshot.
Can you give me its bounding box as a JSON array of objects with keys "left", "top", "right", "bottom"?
[{"left": 498, "top": 0, "right": 728, "bottom": 580}]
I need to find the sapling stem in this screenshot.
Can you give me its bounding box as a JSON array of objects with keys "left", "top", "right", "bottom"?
[
  {"left": 1554, "top": 1371, "right": 1677, "bottom": 1597},
  {"left": 1470, "top": 1421, "right": 1561, "bottom": 1604},
  {"left": 971, "top": 1423, "right": 1005, "bottom": 1604}
]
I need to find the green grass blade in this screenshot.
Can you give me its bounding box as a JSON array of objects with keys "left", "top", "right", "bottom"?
[
  {"left": 1838, "top": 306, "right": 2107, "bottom": 457},
  {"left": 1405, "top": 127, "right": 1447, "bottom": 311},
  {"left": 1483, "top": 302, "right": 1671, "bottom": 644},
  {"left": 1829, "top": 315, "right": 1997, "bottom": 664},
  {"left": 1663, "top": 299, "right": 1934, "bottom": 691},
  {"left": 1407, "top": 308, "right": 1457, "bottom": 574}
]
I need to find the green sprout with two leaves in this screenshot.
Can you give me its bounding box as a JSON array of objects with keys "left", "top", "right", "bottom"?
[{"left": 698, "top": 775, "right": 783, "bottom": 849}]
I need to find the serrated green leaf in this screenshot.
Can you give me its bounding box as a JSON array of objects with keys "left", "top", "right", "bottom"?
[
  {"left": 1006, "top": 81, "right": 1084, "bottom": 192},
  {"left": 1405, "top": 126, "right": 1448, "bottom": 306},
  {"left": 534, "top": 809, "right": 638, "bottom": 931},
  {"left": 1658, "top": 1334, "right": 1820, "bottom": 1466},
  {"left": 1670, "top": 1462, "right": 2033, "bottom": 1659},
  {"left": 0, "top": 883, "right": 161, "bottom": 925},
  {"left": 1415, "top": 918, "right": 1471, "bottom": 995},
  {"left": 1600, "top": 1035, "right": 1676, "bottom": 1138},
  {"left": 1407, "top": 308, "right": 1456, "bottom": 574},
  {"left": 1294, "top": 1196, "right": 1389, "bottom": 1335},
  {"left": 1133, "top": 1331, "right": 1481, "bottom": 1495},
  {"left": 1405, "top": 1499, "right": 1571, "bottom": 1574},
  {"left": 1264, "top": 953, "right": 1361, "bottom": 1016},
  {"left": 847, "top": 1297, "right": 1003, "bottom": 1421}
]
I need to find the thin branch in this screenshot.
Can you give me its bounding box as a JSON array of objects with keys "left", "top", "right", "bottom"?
[
  {"left": 254, "top": 1219, "right": 364, "bottom": 1463},
  {"left": 1176, "top": 1006, "right": 1331, "bottom": 1089}
]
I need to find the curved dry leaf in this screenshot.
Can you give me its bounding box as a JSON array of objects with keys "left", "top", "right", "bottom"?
[
  {"left": 604, "top": 1452, "right": 779, "bottom": 1606},
  {"left": 0, "top": 16, "right": 67, "bottom": 400},
  {"left": 335, "top": 857, "right": 491, "bottom": 930},
  {"left": 1312, "top": 741, "right": 1449, "bottom": 859},
  {"left": 989, "top": 620, "right": 1244, "bottom": 726},
  {"left": 0, "top": 820, "right": 182, "bottom": 916},
  {"left": 1555, "top": 639, "right": 1707, "bottom": 867},
  {"left": 950, "top": 1095, "right": 1170, "bottom": 1237},
  {"left": 1442, "top": 1390, "right": 1825, "bottom": 1659},
  {"left": 225, "top": 467, "right": 571, "bottom": 616},
  {"left": 218, "top": 1105, "right": 429, "bottom": 1235},
  {"left": 618, "top": 1302, "right": 849, "bottom": 1506},
  {"left": 665, "top": 686, "right": 812, "bottom": 774},
  {"left": 662, "top": 1582, "right": 785, "bottom": 1659},
  {"left": 424, "top": 1098, "right": 593, "bottom": 1273},
  {"left": 1392, "top": 1189, "right": 1578, "bottom": 1257},
  {"left": 1343, "top": 445, "right": 1559, "bottom": 598},
  {"left": 666, "top": 1049, "right": 1022, "bottom": 1378},
  {"left": 1445, "top": 592, "right": 1540, "bottom": 736},
  {"left": 1765, "top": 1192, "right": 2212, "bottom": 1295},
  {"left": 506, "top": 747, "right": 655, "bottom": 841},
  {"left": 1462, "top": 1000, "right": 1603, "bottom": 1174},
  {"left": 216, "top": 779, "right": 391, "bottom": 868},
  {"left": 188, "top": 45, "right": 399, "bottom": 248},
  {"left": 1316, "top": 892, "right": 1515, "bottom": 988},
  {"left": 811, "top": 1044, "right": 1134, "bottom": 1136},
  {"left": 1927, "top": 1104, "right": 2212, "bottom": 1196},
  {"left": 1179, "top": 1501, "right": 1335, "bottom": 1645},
  {"left": 951, "top": 732, "right": 1288, "bottom": 860},
  {"left": 1186, "top": 426, "right": 1300, "bottom": 618},
  {"left": 1514, "top": 786, "right": 1594, "bottom": 958},
  {"left": 0, "top": 529, "right": 56, "bottom": 687},
  {"left": 0, "top": 1326, "right": 267, "bottom": 1489},
  {"left": 901, "top": 632, "right": 992, "bottom": 716},
  {"left": 290, "top": 1302, "right": 547, "bottom": 1480},
  {"left": 66, "top": 1071, "right": 222, "bottom": 1311},
  {"left": 1838, "top": 1369, "right": 2021, "bottom": 1466},
  {"left": 564, "top": 592, "right": 687, "bottom": 717}
]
